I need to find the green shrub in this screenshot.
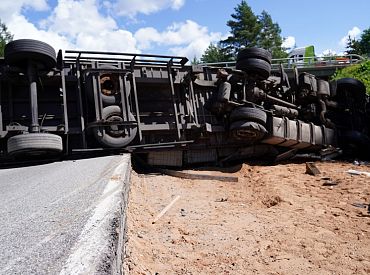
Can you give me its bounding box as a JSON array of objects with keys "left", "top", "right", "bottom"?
[{"left": 332, "top": 60, "right": 370, "bottom": 95}]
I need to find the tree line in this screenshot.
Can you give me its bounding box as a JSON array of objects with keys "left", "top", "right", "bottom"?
[
  {"left": 199, "top": 1, "right": 370, "bottom": 63},
  {"left": 200, "top": 1, "right": 287, "bottom": 63},
  {"left": 0, "top": 20, "right": 13, "bottom": 57},
  {"left": 346, "top": 28, "right": 370, "bottom": 57},
  {"left": 1, "top": 0, "right": 369, "bottom": 60}
]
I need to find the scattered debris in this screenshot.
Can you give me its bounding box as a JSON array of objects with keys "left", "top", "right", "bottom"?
[
  {"left": 306, "top": 162, "right": 321, "bottom": 176},
  {"left": 352, "top": 203, "right": 370, "bottom": 215},
  {"left": 352, "top": 203, "right": 368, "bottom": 209},
  {"left": 215, "top": 198, "right": 228, "bottom": 202},
  {"left": 152, "top": 195, "right": 181, "bottom": 224},
  {"left": 274, "top": 149, "right": 298, "bottom": 163},
  {"left": 322, "top": 180, "right": 338, "bottom": 186},
  {"left": 320, "top": 147, "right": 342, "bottom": 160},
  {"left": 347, "top": 170, "right": 370, "bottom": 177}
]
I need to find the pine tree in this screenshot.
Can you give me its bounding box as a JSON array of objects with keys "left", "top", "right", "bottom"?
[
  {"left": 201, "top": 43, "right": 232, "bottom": 63},
  {"left": 346, "top": 36, "right": 361, "bottom": 55},
  {"left": 191, "top": 56, "right": 200, "bottom": 65},
  {"left": 220, "top": 1, "right": 286, "bottom": 59},
  {"left": 0, "top": 20, "right": 13, "bottom": 57},
  {"left": 257, "top": 11, "right": 287, "bottom": 58},
  {"left": 358, "top": 27, "right": 370, "bottom": 56},
  {"left": 346, "top": 27, "right": 370, "bottom": 56},
  {"left": 220, "top": 0, "right": 260, "bottom": 58}
]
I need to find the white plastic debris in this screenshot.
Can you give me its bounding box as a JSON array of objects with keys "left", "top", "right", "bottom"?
[{"left": 347, "top": 169, "right": 370, "bottom": 177}]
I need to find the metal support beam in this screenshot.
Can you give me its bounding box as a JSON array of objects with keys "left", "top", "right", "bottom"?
[
  {"left": 75, "top": 54, "right": 87, "bottom": 148},
  {"left": 188, "top": 81, "right": 199, "bottom": 125},
  {"left": 167, "top": 59, "right": 181, "bottom": 139},
  {"left": 130, "top": 72, "right": 142, "bottom": 142},
  {"left": 61, "top": 68, "right": 69, "bottom": 134},
  {"left": 27, "top": 62, "right": 40, "bottom": 133}
]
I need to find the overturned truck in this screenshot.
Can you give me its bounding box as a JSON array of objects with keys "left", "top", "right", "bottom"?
[{"left": 0, "top": 39, "right": 369, "bottom": 166}]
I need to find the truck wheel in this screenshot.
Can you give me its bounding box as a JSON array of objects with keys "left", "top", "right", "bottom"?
[
  {"left": 236, "top": 58, "right": 271, "bottom": 80},
  {"left": 230, "top": 107, "right": 267, "bottom": 125},
  {"left": 86, "top": 65, "right": 124, "bottom": 105},
  {"left": 237, "top": 48, "right": 272, "bottom": 63},
  {"left": 94, "top": 105, "right": 137, "bottom": 148},
  {"left": 7, "top": 133, "right": 63, "bottom": 156},
  {"left": 337, "top": 78, "right": 366, "bottom": 93},
  {"left": 230, "top": 121, "right": 267, "bottom": 141},
  {"left": 336, "top": 78, "right": 366, "bottom": 103},
  {"left": 4, "top": 39, "right": 56, "bottom": 71}
]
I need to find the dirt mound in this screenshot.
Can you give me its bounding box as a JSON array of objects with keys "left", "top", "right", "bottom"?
[{"left": 124, "top": 161, "right": 370, "bottom": 274}]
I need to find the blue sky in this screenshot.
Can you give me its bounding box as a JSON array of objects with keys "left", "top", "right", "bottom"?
[{"left": 1, "top": 0, "right": 369, "bottom": 59}]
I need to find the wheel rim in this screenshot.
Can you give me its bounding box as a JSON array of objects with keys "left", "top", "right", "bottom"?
[
  {"left": 94, "top": 106, "right": 137, "bottom": 148},
  {"left": 100, "top": 74, "right": 119, "bottom": 97},
  {"left": 105, "top": 114, "right": 125, "bottom": 137},
  {"left": 235, "top": 129, "right": 258, "bottom": 139}
]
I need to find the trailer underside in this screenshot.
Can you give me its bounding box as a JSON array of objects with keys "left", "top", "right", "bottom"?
[{"left": 0, "top": 40, "right": 369, "bottom": 166}]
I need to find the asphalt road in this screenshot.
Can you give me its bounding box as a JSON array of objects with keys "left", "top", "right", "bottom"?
[{"left": 0, "top": 154, "right": 130, "bottom": 275}]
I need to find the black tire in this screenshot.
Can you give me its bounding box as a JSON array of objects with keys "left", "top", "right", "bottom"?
[
  {"left": 86, "top": 65, "right": 124, "bottom": 105},
  {"left": 230, "top": 121, "right": 267, "bottom": 141},
  {"left": 337, "top": 78, "right": 366, "bottom": 93},
  {"left": 94, "top": 105, "right": 137, "bottom": 148},
  {"left": 4, "top": 39, "right": 56, "bottom": 71},
  {"left": 235, "top": 58, "right": 271, "bottom": 80},
  {"left": 237, "top": 48, "right": 272, "bottom": 64},
  {"left": 7, "top": 133, "right": 63, "bottom": 156},
  {"left": 230, "top": 107, "right": 267, "bottom": 125},
  {"left": 336, "top": 78, "right": 366, "bottom": 101},
  {"left": 337, "top": 78, "right": 366, "bottom": 94}
]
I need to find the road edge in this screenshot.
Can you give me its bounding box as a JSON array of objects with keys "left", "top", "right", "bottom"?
[
  {"left": 59, "top": 154, "right": 132, "bottom": 275},
  {"left": 111, "top": 155, "right": 131, "bottom": 275}
]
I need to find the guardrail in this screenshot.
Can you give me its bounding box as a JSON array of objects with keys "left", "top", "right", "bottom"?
[{"left": 201, "top": 54, "right": 365, "bottom": 70}]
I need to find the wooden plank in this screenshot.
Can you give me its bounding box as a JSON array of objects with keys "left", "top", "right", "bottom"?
[
  {"left": 158, "top": 168, "right": 238, "bottom": 182},
  {"left": 152, "top": 195, "right": 181, "bottom": 224}
]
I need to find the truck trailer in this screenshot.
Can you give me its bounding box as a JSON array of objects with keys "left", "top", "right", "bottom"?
[{"left": 0, "top": 39, "right": 369, "bottom": 166}]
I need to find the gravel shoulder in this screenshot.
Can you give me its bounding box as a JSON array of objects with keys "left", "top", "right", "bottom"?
[{"left": 124, "top": 161, "right": 370, "bottom": 275}]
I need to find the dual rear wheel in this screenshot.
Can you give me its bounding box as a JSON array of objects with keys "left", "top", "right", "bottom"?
[
  {"left": 236, "top": 48, "right": 272, "bottom": 80},
  {"left": 229, "top": 107, "right": 267, "bottom": 142},
  {"left": 4, "top": 39, "right": 63, "bottom": 158}
]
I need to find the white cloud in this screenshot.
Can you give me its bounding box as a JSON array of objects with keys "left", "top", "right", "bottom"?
[
  {"left": 134, "top": 20, "right": 223, "bottom": 58},
  {"left": 0, "top": 0, "right": 49, "bottom": 21},
  {"left": 282, "top": 36, "right": 295, "bottom": 49},
  {"left": 75, "top": 30, "right": 138, "bottom": 53},
  {"left": 115, "top": 0, "right": 185, "bottom": 17},
  {"left": 7, "top": 14, "right": 72, "bottom": 51},
  {"left": 41, "top": 0, "right": 117, "bottom": 38},
  {"left": 2, "top": 0, "right": 219, "bottom": 59},
  {"left": 171, "top": 0, "right": 185, "bottom": 9},
  {"left": 169, "top": 38, "right": 215, "bottom": 60},
  {"left": 5, "top": 0, "right": 138, "bottom": 53},
  {"left": 339, "top": 26, "right": 361, "bottom": 47},
  {"left": 134, "top": 27, "right": 162, "bottom": 49}
]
